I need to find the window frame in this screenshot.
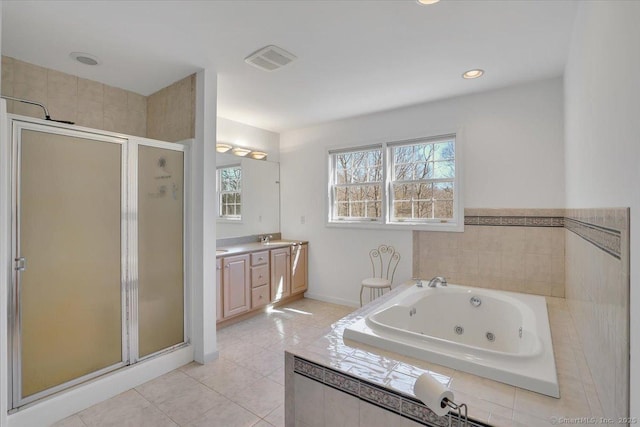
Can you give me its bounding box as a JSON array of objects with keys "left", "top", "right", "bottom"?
[
  {"left": 328, "top": 145, "right": 385, "bottom": 223},
  {"left": 326, "top": 133, "right": 463, "bottom": 232},
  {"left": 216, "top": 164, "right": 243, "bottom": 222}
]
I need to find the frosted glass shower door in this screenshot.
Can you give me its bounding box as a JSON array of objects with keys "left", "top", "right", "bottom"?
[
  {"left": 137, "top": 144, "right": 185, "bottom": 358},
  {"left": 15, "top": 127, "right": 126, "bottom": 404}
]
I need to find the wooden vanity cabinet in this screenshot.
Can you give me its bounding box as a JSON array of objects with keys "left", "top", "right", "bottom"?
[
  {"left": 217, "top": 241, "right": 309, "bottom": 325},
  {"left": 291, "top": 243, "right": 308, "bottom": 295},
  {"left": 251, "top": 250, "right": 270, "bottom": 309},
  {"left": 270, "top": 247, "right": 291, "bottom": 302},
  {"left": 222, "top": 253, "right": 251, "bottom": 318}
]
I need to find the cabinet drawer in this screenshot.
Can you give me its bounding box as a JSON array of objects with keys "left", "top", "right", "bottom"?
[
  {"left": 251, "top": 251, "right": 269, "bottom": 266},
  {"left": 251, "top": 265, "right": 269, "bottom": 288},
  {"left": 252, "top": 284, "right": 269, "bottom": 309}
]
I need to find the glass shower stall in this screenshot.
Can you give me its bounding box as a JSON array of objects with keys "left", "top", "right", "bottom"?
[{"left": 8, "top": 117, "right": 188, "bottom": 409}]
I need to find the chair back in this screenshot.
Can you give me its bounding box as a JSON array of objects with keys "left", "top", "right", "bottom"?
[{"left": 369, "top": 244, "right": 400, "bottom": 283}]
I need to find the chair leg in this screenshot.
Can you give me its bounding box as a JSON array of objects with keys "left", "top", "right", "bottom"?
[{"left": 360, "top": 285, "right": 364, "bottom": 307}]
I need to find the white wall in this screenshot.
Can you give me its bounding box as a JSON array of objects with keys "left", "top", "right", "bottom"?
[
  {"left": 217, "top": 116, "right": 280, "bottom": 162},
  {"left": 279, "top": 78, "right": 565, "bottom": 306},
  {"left": 193, "top": 69, "right": 218, "bottom": 364},
  {"left": 564, "top": 1, "right": 640, "bottom": 417}
]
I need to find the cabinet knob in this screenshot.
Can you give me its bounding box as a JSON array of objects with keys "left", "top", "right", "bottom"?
[
  {"left": 225, "top": 264, "right": 229, "bottom": 269},
  {"left": 259, "top": 257, "right": 263, "bottom": 261}
]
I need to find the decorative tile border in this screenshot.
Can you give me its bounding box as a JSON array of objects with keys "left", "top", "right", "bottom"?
[
  {"left": 324, "top": 369, "right": 360, "bottom": 395},
  {"left": 462, "top": 207, "right": 627, "bottom": 260},
  {"left": 564, "top": 218, "right": 622, "bottom": 259},
  {"left": 293, "top": 356, "right": 489, "bottom": 427},
  {"left": 294, "top": 357, "right": 324, "bottom": 381},
  {"left": 464, "top": 215, "right": 564, "bottom": 227}
]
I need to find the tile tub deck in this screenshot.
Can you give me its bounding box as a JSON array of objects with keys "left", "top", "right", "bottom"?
[{"left": 285, "top": 284, "right": 602, "bottom": 427}]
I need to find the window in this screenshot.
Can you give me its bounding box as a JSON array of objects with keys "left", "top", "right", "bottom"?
[
  {"left": 390, "top": 139, "right": 455, "bottom": 222},
  {"left": 328, "top": 134, "right": 461, "bottom": 230},
  {"left": 331, "top": 147, "right": 383, "bottom": 221},
  {"left": 217, "top": 165, "right": 242, "bottom": 220}
]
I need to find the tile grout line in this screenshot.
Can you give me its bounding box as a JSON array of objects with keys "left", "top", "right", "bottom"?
[{"left": 132, "top": 387, "right": 183, "bottom": 427}]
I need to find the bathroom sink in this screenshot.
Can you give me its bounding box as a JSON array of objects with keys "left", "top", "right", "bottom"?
[{"left": 216, "top": 249, "right": 228, "bottom": 255}]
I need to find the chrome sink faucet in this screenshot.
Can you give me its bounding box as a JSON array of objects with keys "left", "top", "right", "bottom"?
[
  {"left": 427, "top": 276, "right": 447, "bottom": 287},
  {"left": 260, "top": 234, "right": 273, "bottom": 244}
]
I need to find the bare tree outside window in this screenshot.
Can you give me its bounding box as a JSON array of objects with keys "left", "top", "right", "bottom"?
[
  {"left": 217, "top": 166, "right": 242, "bottom": 219},
  {"left": 333, "top": 148, "right": 382, "bottom": 220},
  {"left": 328, "top": 135, "right": 457, "bottom": 227},
  {"left": 391, "top": 140, "right": 455, "bottom": 221}
]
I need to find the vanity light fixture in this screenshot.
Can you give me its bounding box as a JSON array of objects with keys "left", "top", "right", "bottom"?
[
  {"left": 416, "top": 0, "right": 440, "bottom": 4},
  {"left": 249, "top": 151, "right": 267, "bottom": 160},
  {"left": 462, "top": 69, "right": 484, "bottom": 79},
  {"left": 232, "top": 147, "right": 251, "bottom": 157},
  {"left": 216, "top": 143, "right": 232, "bottom": 153}
]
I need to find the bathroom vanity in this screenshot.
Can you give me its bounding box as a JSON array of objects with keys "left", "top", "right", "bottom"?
[{"left": 216, "top": 240, "right": 308, "bottom": 326}]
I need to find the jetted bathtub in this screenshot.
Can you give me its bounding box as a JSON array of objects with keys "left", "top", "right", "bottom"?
[{"left": 343, "top": 281, "right": 559, "bottom": 397}]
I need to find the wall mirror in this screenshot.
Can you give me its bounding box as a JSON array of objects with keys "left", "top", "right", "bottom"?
[{"left": 216, "top": 153, "right": 280, "bottom": 239}]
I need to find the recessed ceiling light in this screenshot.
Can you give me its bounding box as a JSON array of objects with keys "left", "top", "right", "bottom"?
[
  {"left": 462, "top": 69, "right": 484, "bottom": 79},
  {"left": 70, "top": 52, "right": 100, "bottom": 66},
  {"left": 416, "top": 0, "right": 440, "bottom": 4}
]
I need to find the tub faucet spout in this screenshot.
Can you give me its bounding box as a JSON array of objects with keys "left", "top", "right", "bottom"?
[{"left": 427, "top": 276, "right": 447, "bottom": 287}]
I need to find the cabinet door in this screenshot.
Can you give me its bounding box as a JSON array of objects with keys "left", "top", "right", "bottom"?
[
  {"left": 291, "top": 244, "right": 308, "bottom": 295},
  {"left": 216, "top": 258, "right": 222, "bottom": 322},
  {"left": 223, "top": 254, "right": 251, "bottom": 318},
  {"left": 270, "top": 247, "right": 291, "bottom": 301}
]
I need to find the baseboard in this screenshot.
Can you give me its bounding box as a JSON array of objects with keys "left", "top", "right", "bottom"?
[
  {"left": 303, "top": 292, "right": 359, "bottom": 308},
  {"left": 7, "top": 345, "right": 194, "bottom": 427}
]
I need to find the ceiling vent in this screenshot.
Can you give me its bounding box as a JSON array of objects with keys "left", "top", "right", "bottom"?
[{"left": 244, "top": 45, "right": 297, "bottom": 72}]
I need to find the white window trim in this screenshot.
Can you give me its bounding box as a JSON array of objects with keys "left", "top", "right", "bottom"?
[
  {"left": 216, "top": 164, "right": 243, "bottom": 222},
  {"left": 326, "top": 132, "right": 464, "bottom": 232}
]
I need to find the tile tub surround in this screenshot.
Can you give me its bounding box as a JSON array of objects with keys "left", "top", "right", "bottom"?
[
  {"left": 565, "top": 208, "right": 630, "bottom": 420},
  {"left": 286, "top": 284, "right": 603, "bottom": 427},
  {"left": 52, "top": 298, "right": 355, "bottom": 427},
  {"left": 414, "top": 209, "right": 566, "bottom": 298}
]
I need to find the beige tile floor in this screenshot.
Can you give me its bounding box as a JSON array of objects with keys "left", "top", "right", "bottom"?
[
  {"left": 53, "top": 298, "right": 355, "bottom": 427},
  {"left": 52, "top": 294, "right": 602, "bottom": 427}
]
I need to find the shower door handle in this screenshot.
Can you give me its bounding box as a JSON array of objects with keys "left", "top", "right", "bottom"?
[{"left": 15, "top": 257, "right": 26, "bottom": 272}]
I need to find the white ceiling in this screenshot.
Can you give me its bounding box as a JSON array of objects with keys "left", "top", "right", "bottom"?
[{"left": 1, "top": 1, "right": 578, "bottom": 132}]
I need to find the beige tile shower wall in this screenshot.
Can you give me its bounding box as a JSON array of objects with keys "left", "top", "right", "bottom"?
[
  {"left": 565, "top": 208, "right": 629, "bottom": 420},
  {"left": 146, "top": 74, "right": 195, "bottom": 142},
  {"left": 413, "top": 209, "right": 565, "bottom": 297},
  {"left": 1, "top": 56, "right": 147, "bottom": 137}
]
